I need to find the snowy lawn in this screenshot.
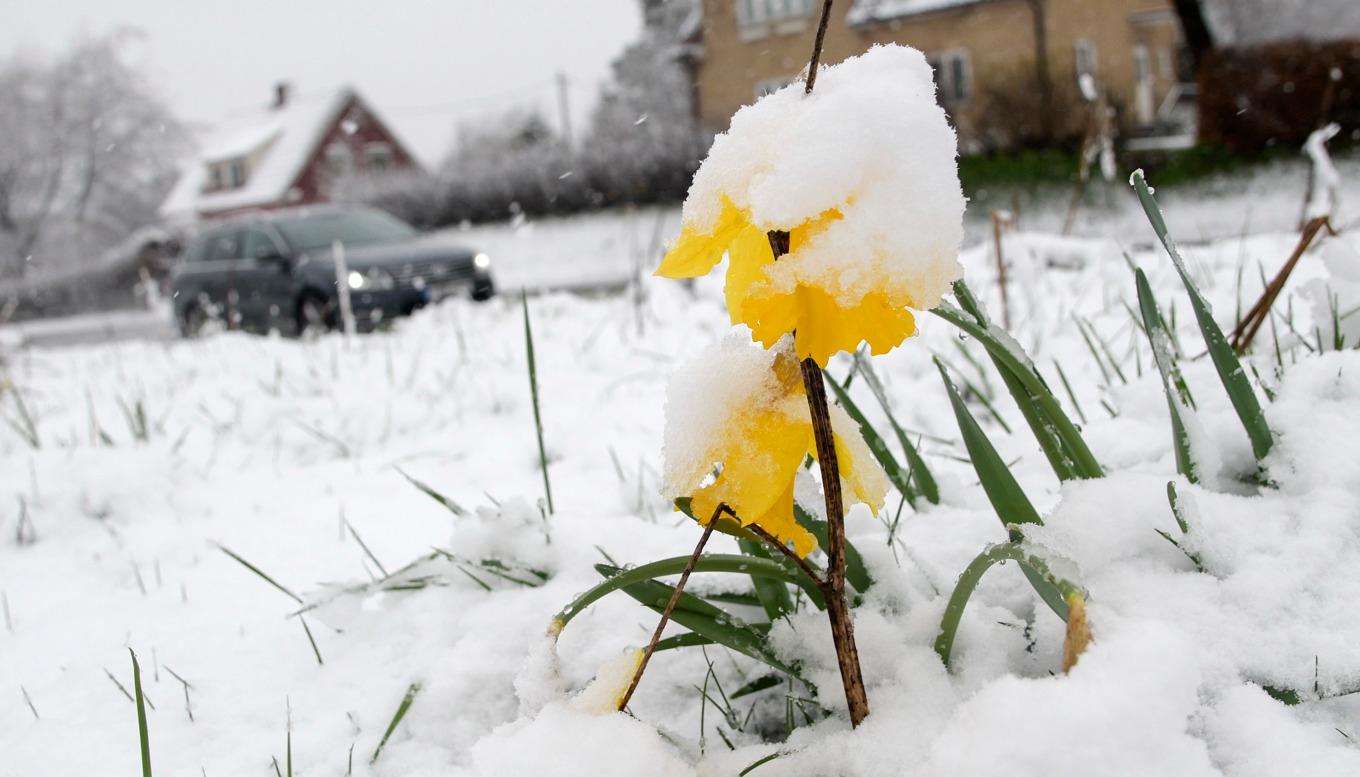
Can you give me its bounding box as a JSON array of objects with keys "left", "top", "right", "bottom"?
[{"left": 4, "top": 201, "right": 1360, "bottom": 775}]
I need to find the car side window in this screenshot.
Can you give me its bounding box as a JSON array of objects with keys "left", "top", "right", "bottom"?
[
  {"left": 242, "top": 229, "right": 284, "bottom": 260},
  {"left": 203, "top": 230, "right": 242, "bottom": 262}
]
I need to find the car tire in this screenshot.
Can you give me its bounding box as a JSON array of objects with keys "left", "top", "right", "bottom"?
[
  {"left": 296, "top": 293, "right": 331, "bottom": 338},
  {"left": 179, "top": 304, "right": 207, "bottom": 338},
  {"left": 471, "top": 279, "right": 495, "bottom": 302}
]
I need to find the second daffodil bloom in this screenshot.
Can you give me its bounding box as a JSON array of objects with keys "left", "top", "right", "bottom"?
[
  {"left": 657, "top": 45, "right": 966, "bottom": 366},
  {"left": 660, "top": 334, "right": 888, "bottom": 557}
]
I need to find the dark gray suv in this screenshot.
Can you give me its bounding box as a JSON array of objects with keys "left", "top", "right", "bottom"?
[{"left": 172, "top": 205, "right": 495, "bottom": 336}]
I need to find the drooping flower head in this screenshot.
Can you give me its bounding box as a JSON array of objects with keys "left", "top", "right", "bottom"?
[
  {"left": 660, "top": 334, "right": 888, "bottom": 557},
  {"left": 658, "top": 45, "right": 965, "bottom": 366}
]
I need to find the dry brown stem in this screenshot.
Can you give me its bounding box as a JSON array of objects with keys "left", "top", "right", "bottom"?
[{"left": 616, "top": 504, "right": 725, "bottom": 712}]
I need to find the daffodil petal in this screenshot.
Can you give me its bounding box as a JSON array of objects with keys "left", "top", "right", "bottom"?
[{"left": 656, "top": 199, "right": 749, "bottom": 279}]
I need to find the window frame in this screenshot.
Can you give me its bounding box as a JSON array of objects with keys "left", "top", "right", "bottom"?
[
  {"left": 1074, "top": 38, "right": 1099, "bottom": 79},
  {"left": 938, "top": 49, "right": 972, "bottom": 105}
]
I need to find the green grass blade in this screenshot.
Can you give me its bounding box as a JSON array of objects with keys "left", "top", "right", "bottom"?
[
  {"left": 130, "top": 649, "right": 152, "bottom": 777},
  {"left": 654, "top": 632, "right": 717, "bottom": 652},
  {"left": 1074, "top": 317, "right": 1115, "bottom": 385},
  {"left": 550, "top": 554, "right": 824, "bottom": 634},
  {"left": 522, "top": 291, "right": 554, "bottom": 515},
  {"left": 1051, "top": 359, "right": 1088, "bottom": 425},
  {"left": 370, "top": 683, "right": 421, "bottom": 764},
  {"left": 792, "top": 504, "right": 872, "bottom": 594},
  {"left": 738, "top": 539, "right": 796, "bottom": 621},
  {"left": 824, "top": 368, "right": 918, "bottom": 507},
  {"left": 935, "top": 359, "right": 1042, "bottom": 528},
  {"left": 594, "top": 565, "right": 802, "bottom": 678},
  {"left": 730, "top": 673, "right": 782, "bottom": 699},
  {"left": 1136, "top": 269, "right": 1200, "bottom": 483},
  {"left": 851, "top": 352, "right": 940, "bottom": 503},
  {"left": 934, "top": 542, "right": 1083, "bottom": 667},
  {"left": 934, "top": 283, "right": 1102, "bottom": 480},
  {"left": 215, "top": 544, "right": 304, "bottom": 604},
  {"left": 1131, "top": 171, "right": 1273, "bottom": 463},
  {"left": 394, "top": 467, "right": 467, "bottom": 516}
]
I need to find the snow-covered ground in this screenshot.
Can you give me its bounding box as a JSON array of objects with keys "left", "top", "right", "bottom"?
[{"left": 4, "top": 181, "right": 1360, "bottom": 775}]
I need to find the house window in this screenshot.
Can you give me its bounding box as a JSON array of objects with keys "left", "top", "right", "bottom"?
[
  {"left": 739, "top": 0, "right": 813, "bottom": 26},
  {"left": 325, "top": 143, "right": 354, "bottom": 180},
  {"left": 1074, "top": 39, "right": 1098, "bottom": 79},
  {"left": 365, "top": 142, "right": 394, "bottom": 172},
  {"left": 934, "top": 50, "right": 971, "bottom": 104},
  {"left": 226, "top": 159, "right": 246, "bottom": 188}
]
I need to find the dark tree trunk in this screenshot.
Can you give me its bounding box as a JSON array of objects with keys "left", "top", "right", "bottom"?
[{"left": 1172, "top": 0, "right": 1215, "bottom": 72}]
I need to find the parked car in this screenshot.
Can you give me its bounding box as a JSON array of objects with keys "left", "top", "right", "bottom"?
[{"left": 171, "top": 205, "right": 495, "bottom": 336}]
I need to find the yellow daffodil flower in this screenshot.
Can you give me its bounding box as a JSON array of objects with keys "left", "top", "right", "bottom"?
[
  {"left": 657, "top": 197, "right": 918, "bottom": 367},
  {"left": 676, "top": 343, "right": 887, "bottom": 557}
]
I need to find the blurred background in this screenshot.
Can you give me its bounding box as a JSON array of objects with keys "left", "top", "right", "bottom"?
[{"left": 0, "top": 0, "right": 1357, "bottom": 343}]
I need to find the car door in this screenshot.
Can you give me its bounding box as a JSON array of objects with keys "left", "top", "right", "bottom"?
[
  {"left": 239, "top": 227, "right": 297, "bottom": 332},
  {"left": 192, "top": 228, "right": 242, "bottom": 328}
]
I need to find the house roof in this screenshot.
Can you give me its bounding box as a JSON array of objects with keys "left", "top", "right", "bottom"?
[
  {"left": 846, "top": 0, "right": 995, "bottom": 26},
  {"left": 1204, "top": 0, "right": 1360, "bottom": 45},
  {"left": 160, "top": 87, "right": 354, "bottom": 220}
]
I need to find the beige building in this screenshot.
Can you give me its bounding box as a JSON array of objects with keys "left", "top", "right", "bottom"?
[{"left": 692, "top": 0, "right": 1187, "bottom": 150}]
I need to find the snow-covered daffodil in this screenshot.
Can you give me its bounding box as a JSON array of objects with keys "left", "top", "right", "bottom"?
[
  {"left": 661, "top": 336, "right": 888, "bottom": 557},
  {"left": 658, "top": 45, "right": 965, "bottom": 366}
]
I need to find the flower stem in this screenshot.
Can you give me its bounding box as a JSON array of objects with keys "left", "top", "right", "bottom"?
[
  {"left": 800, "top": 358, "right": 871, "bottom": 727},
  {"left": 616, "top": 505, "right": 725, "bottom": 712},
  {"left": 763, "top": 0, "right": 870, "bottom": 727}
]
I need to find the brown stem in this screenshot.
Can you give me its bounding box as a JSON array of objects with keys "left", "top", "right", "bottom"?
[
  {"left": 616, "top": 504, "right": 725, "bottom": 712},
  {"left": 992, "top": 210, "right": 1011, "bottom": 329},
  {"left": 804, "top": 0, "right": 835, "bottom": 94},
  {"left": 1232, "top": 215, "right": 1332, "bottom": 353},
  {"left": 799, "top": 358, "right": 870, "bottom": 726},
  {"left": 760, "top": 0, "right": 871, "bottom": 727},
  {"left": 748, "top": 524, "right": 826, "bottom": 587}
]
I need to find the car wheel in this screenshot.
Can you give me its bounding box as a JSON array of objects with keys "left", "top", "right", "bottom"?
[
  {"left": 296, "top": 294, "right": 331, "bottom": 338},
  {"left": 179, "top": 304, "right": 207, "bottom": 338},
  {"left": 471, "top": 279, "right": 495, "bottom": 302}
]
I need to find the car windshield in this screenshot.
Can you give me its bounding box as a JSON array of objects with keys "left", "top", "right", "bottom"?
[{"left": 274, "top": 209, "right": 419, "bottom": 253}]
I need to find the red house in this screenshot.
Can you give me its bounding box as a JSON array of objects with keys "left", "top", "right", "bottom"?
[{"left": 160, "top": 84, "right": 419, "bottom": 221}]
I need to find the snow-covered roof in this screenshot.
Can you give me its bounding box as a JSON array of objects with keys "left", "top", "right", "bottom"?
[
  {"left": 846, "top": 0, "right": 991, "bottom": 25},
  {"left": 159, "top": 87, "right": 354, "bottom": 220},
  {"left": 1204, "top": 0, "right": 1360, "bottom": 46}
]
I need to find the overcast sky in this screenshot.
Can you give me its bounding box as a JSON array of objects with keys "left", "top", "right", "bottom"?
[{"left": 1, "top": 0, "right": 644, "bottom": 165}]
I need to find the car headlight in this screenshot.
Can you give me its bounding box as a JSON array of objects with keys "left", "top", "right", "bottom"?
[
  {"left": 346, "top": 269, "right": 395, "bottom": 290},
  {"left": 473, "top": 252, "right": 491, "bottom": 270}
]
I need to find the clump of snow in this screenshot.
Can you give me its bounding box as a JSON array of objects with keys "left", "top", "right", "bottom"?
[
  {"left": 1304, "top": 122, "right": 1342, "bottom": 220},
  {"left": 467, "top": 703, "right": 693, "bottom": 777},
  {"left": 1304, "top": 236, "right": 1360, "bottom": 347},
  {"left": 659, "top": 331, "right": 787, "bottom": 500},
  {"left": 569, "top": 648, "right": 644, "bottom": 715},
  {"left": 679, "top": 44, "right": 964, "bottom": 310}
]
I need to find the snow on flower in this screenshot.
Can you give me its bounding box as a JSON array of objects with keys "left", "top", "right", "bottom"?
[
  {"left": 657, "top": 44, "right": 965, "bottom": 366},
  {"left": 569, "top": 648, "right": 645, "bottom": 715},
  {"left": 660, "top": 333, "right": 888, "bottom": 556}
]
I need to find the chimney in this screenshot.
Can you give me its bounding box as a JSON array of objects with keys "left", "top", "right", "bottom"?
[{"left": 272, "top": 81, "right": 292, "bottom": 110}]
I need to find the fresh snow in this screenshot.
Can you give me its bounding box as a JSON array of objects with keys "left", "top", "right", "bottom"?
[
  {"left": 679, "top": 45, "right": 965, "bottom": 309},
  {"left": 5, "top": 203, "right": 1360, "bottom": 774}
]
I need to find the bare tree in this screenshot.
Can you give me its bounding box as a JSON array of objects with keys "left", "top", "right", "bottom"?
[{"left": 0, "top": 31, "right": 186, "bottom": 280}]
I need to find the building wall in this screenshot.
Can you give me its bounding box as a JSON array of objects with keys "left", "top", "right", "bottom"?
[
  {"left": 694, "top": 0, "right": 1181, "bottom": 150},
  {"left": 290, "top": 95, "right": 420, "bottom": 207}
]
